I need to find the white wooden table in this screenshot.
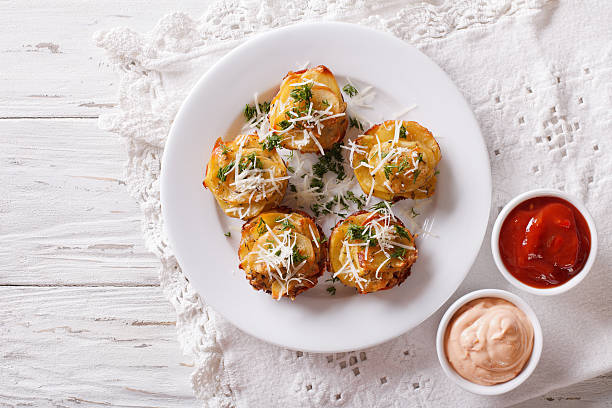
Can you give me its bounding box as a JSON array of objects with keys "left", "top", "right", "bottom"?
[{"left": 1, "top": 1, "right": 610, "bottom": 406}]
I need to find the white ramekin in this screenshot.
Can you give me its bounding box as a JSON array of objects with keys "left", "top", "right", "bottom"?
[
  {"left": 491, "top": 189, "right": 598, "bottom": 296},
  {"left": 436, "top": 289, "right": 543, "bottom": 395}
]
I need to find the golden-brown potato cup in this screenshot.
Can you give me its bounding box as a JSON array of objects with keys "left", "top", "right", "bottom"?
[
  {"left": 238, "top": 207, "right": 328, "bottom": 300},
  {"left": 352, "top": 121, "right": 441, "bottom": 201},
  {"left": 328, "top": 209, "right": 417, "bottom": 294},
  {"left": 268, "top": 65, "right": 348, "bottom": 154},
  {"left": 203, "top": 134, "right": 288, "bottom": 220}
]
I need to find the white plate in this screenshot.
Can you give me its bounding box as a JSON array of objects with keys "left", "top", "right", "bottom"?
[{"left": 161, "top": 22, "right": 491, "bottom": 352}]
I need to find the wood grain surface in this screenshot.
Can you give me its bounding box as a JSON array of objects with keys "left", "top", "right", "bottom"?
[{"left": 1, "top": 1, "right": 609, "bottom": 406}]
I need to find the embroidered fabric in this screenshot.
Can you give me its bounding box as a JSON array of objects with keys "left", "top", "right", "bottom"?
[{"left": 95, "top": 1, "right": 612, "bottom": 406}]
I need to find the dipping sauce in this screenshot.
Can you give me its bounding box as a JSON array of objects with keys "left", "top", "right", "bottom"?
[
  {"left": 499, "top": 196, "right": 591, "bottom": 288},
  {"left": 444, "top": 297, "right": 534, "bottom": 386}
]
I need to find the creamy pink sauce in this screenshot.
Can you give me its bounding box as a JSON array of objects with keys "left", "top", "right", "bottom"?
[{"left": 444, "top": 297, "right": 534, "bottom": 386}]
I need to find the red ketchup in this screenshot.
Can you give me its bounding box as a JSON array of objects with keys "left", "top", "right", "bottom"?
[{"left": 499, "top": 196, "right": 591, "bottom": 288}]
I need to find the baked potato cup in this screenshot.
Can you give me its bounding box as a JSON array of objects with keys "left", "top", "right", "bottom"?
[
  {"left": 238, "top": 208, "right": 327, "bottom": 300},
  {"left": 268, "top": 65, "right": 348, "bottom": 154},
  {"left": 328, "top": 209, "right": 417, "bottom": 294},
  {"left": 352, "top": 121, "right": 441, "bottom": 201},
  {"left": 203, "top": 134, "right": 288, "bottom": 220}
]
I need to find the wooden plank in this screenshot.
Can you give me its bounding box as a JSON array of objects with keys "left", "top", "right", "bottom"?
[
  {"left": 0, "top": 286, "right": 195, "bottom": 407},
  {"left": 0, "top": 119, "right": 160, "bottom": 285},
  {"left": 0, "top": 0, "right": 204, "bottom": 118}
]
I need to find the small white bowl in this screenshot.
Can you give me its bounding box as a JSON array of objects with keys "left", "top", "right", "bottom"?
[
  {"left": 436, "top": 289, "right": 543, "bottom": 395},
  {"left": 491, "top": 189, "right": 598, "bottom": 296}
]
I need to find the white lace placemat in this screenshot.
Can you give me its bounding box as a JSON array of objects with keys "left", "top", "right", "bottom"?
[{"left": 95, "top": 1, "right": 612, "bottom": 406}]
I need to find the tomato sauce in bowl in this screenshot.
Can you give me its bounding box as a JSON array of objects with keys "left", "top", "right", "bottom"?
[{"left": 498, "top": 196, "right": 591, "bottom": 288}]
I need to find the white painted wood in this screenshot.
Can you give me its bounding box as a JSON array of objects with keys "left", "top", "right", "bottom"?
[
  {"left": 0, "top": 0, "right": 609, "bottom": 406},
  {"left": 0, "top": 119, "right": 159, "bottom": 285},
  {"left": 0, "top": 286, "right": 196, "bottom": 407},
  {"left": 0, "top": 0, "right": 205, "bottom": 118}
]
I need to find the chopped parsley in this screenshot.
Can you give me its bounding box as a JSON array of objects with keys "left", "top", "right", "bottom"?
[
  {"left": 383, "top": 164, "right": 394, "bottom": 180},
  {"left": 259, "top": 101, "right": 271, "bottom": 114},
  {"left": 344, "top": 191, "right": 366, "bottom": 209},
  {"left": 371, "top": 201, "right": 392, "bottom": 211},
  {"left": 278, "top": 120, "right": 292, "bottom": 130},
  {"left": 391, "top": 247, "right": 407, "bottom": 259},
  {"left": 220, "top": 144, "right": 231, "bottom": 155},
  {"left": 310, "top": 143, "right": 346, "bottom": 191},
  {"left": 326, "top": 286, "right": 337, "bottom": 295},
  {"left": 321, "top": 99, "right": 330, "bottom": 107},
  {"left": 292, "top": 246, "right": 308, "bottom": 264},
  {"left": 243, "top": 101, "right": 271, "bottom": 121},
  {"left": 411, "top": 207, "right": 420, "bottom": 218},
  {"left": 257, "top": 218, "right": 267, "bottom": 235},
  {"left": 399, "top": 125, "right": 407, "bottom": 139},
  {"left": 243, "top": 104, "right": 257, "bottom": 121},
  {"left": 276, "top": 217, "right": 296, "bottom": 230},
  {"left": 239, "top": 153, "right": 263, "bottom": 172},
  {"left": 290, "top": 83, "right": 313, "bottom": 103},
  {"left": 416, "top": 153, "right": 424, "bottom": 164},
  {"left": 394, "top": 225, "right": 411, "bottom": 240},
  {"left": 287, "top": 166, "right": 295, "bottom": 173},
  {"left": 289, "top": 184, "right": 297, "bottom": 192},
  {"left": 349, "top": 116, "right": 364, "bottom": 130},
  {"left": 326, "top": 276, "right": 340, "bottom": 283},
  {"left": 342, "top": 84, "right": 358, "bottom": 97},
  {"left": 412, "top": 169, "right": 421, "bottom": 183},
  {"left": 310, "top": 177, "right": 325, "bottom": 192},
  {"left": 434, "top": 169, "right": 440, "bottom": 176},
  {"left": 261, "top": 134, "right": 281, "bottom": 151},
  {"left": 224, "top": 232, "right": 231, "bottom": 237},
  {"left": 216, "top": 162, "right": 235, "bottom": 182},
  {"left": 345, "top": 224, "right": 378, "bottom": 247}
]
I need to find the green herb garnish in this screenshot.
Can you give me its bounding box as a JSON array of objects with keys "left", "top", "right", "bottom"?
[
  {"left": 345, "top": 224, "right": 377, "bottom": 246},
  {"left": 391, "top": 247, "right": 407, "bottom": 259},
  {"left": 349, "top": 116, "right": 363, "bottom": 130},
  {"left": 216, "top": 162, "right": 235, "bottom": 182},
  {"left": 244, "top": 104, "right": 257, "bottom": 121},
  {"left": 224, "top": 232, "right": 231, "bottom": 237},
  {"left": 244, "top": 102, "right": 271, "bottom": 121},
  {"left": 371, "top": 201, "right": 392, "bottom": 211},
  {"left": 399, "top": 125, "right": 407, "bottom": 139},
  {"left": 411, "top": 207, "right": 420, "bottom": 218},
  {"left": 326, "top": 286, "right": 337, "bottom": 295},
  {"left": 394, "top": 225, "right": 410, "bottom": 240},
  {"left": 276, "top": 217, "right": 296, "bottom": 230},
  {"left": 412, "top": 169, "right": 421, "bottom": 183},
  {"left": 290, "top": 83, "right": 313, "bottom": 103},
  {"left": 309, "top": 143, "right": 346, "bottom": 191},
  {"left": 257, "top": 218, "right": 267, "bottom": 235},
  {"left": 292, "top": 246, "right": 308, "bottom": 264},
  {"left": 278, "top": 120, "right": 292, "bottom": 130},
  {"left": 261, "top": 134, "right": 281, "bottom": 151},
  {"left": 384, "top": 164, "right": 394, "bottom": 179},
  {"left": 344, "top": 191, "right": 366, "bottom": 209},
  {"left": 239, "top": 153, "right": 263, "bottom": 173},
  {"left": 343, "top": 84, "right": 358, "bottom": 97}
]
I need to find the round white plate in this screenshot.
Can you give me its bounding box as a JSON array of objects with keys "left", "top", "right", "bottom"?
[{"left": 161, "top": 22, "right": 491, "bottom": 352}]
